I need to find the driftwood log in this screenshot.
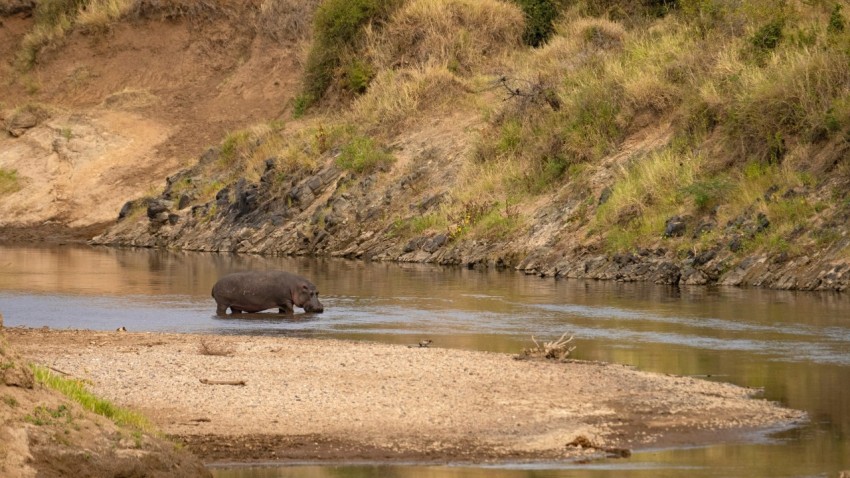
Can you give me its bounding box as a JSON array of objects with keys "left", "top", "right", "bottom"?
[{"left": 199, "top": 378, "right": 246, "bottom": 386}]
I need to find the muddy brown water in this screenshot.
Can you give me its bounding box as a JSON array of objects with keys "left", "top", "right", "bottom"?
[{"left": 0, "top": 244, "right": 848, "bottom": 477}]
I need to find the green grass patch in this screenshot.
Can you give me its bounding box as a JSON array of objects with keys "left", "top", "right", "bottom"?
[
  {"left": 682, "top": 176, "right": 732, "bottom": 213},
  {"left": 392, "top": 214, "right": 445, "bottom": 237},
  {"left": 336, "top": 135, "right": 395, "bottom": 173},
  {"left": 31, "top": 365, "right": 155, "bottom": 433},
  {"left": 474, "top": 203, "right": 523, "bottom": 240},
  {"left": 0, "top": 168, "right": 22, "bottom": 196},
  {"left": 219, "top": 130, "right": 252, "bottom": 167},
  {"left": 199, "top": 180, "right": 225, "bottom": 201}
]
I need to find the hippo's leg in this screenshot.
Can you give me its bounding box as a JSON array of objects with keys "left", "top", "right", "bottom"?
[
  {"left": 278, "top": 301, "right": 294, "bottom": 314},
  {"left": 216, "top": 303, "right": 228, "bottom": 315},
  {"left": 230, "top": 307, "right": 244, "bottom": 314}
]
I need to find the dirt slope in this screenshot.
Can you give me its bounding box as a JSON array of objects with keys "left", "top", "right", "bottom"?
[{"left": 0, "top": 4, "right": 304, "bottom": 240}]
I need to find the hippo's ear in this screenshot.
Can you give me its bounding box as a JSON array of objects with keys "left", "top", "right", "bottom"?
[{"left": 302, "top": 284, "right": 309, "bottom": 291}]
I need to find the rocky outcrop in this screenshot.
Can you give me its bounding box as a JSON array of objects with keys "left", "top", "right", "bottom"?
[{"left": 0, "top": 0, "right": 34, "bottom": 16}]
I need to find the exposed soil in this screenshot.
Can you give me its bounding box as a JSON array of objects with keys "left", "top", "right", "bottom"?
[
  {"left": 6, "top": 327, "right": 805, "bottom": 465},
  {"left": 0, "top": 6, "right": 305, "bottom": 236}
]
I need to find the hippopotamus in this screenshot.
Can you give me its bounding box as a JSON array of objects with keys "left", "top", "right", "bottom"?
[{"left": 211, "top": 271, "right": 324, "bottom": 315}]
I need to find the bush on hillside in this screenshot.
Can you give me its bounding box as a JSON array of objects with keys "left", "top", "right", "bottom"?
[
  {"left": 723, "top": 49, "right": 850, "bottom": 164},
  {"left": 300, "top": 0, "right": 401, "bottom": 109},
  {"left": 510, "top": 0, "right": 559, "bottom": 47},
  {"left": 576, "top": 0, "right": 677, "bottom": 20}
]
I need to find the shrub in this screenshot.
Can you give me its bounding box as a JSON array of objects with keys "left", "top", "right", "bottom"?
[
  {"left": 510, "top": 0, "right": 559, "bottom": 47},
  {"left": 346, "top": 58, "right": 374, "bottom": 94},
  {"left": 724, "top": 49, "right": 850, "bottom": 163},
  {"left": 474, "top": 202, "right": 523, "bottom": 239},
  {"left": 300, "top": 0, "right": 401, "bottom": 109},
  {"left": 219, "top": 130, "right": 252, "bottom": 167},
  {"left": 828, "top": 4, "right": 845, "bottom": 34},
  {"left": 683, "top": 176, "right": 731, "bottom": 212},
  {"left": 751, "top": 18, "right": 784, "bottom": 50}
]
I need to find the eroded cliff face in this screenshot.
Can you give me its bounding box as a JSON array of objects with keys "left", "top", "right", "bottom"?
[{"left": 0, "top": 1, "right": 305, "bottom": 241}]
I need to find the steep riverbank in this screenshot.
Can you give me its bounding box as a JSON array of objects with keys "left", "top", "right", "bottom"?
[
  {"left": 89, "top": 127, "right": 850, "bottom": 292},
  {"left": 7, "top": 327, "right": 804, "bottom": 464}
]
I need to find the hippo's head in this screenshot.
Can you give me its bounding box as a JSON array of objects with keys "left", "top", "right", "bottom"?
[{"left": 295, "top": 281, "right": 324, "bottom": 313}]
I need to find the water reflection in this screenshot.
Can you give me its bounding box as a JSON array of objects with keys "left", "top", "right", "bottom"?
[{"left": 1, "top": 244, "right": 849, "bottom": 477}]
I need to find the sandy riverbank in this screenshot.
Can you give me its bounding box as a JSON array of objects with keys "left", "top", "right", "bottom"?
[{"left": 6, "top": 327, "right": 804, "bottom": 464}]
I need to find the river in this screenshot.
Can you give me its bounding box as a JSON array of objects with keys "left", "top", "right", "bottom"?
[{"left": 0, "top": 244, "right": 848, "bottom": 477}]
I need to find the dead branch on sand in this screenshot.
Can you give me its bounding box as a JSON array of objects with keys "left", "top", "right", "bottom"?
[
  {"left": 515, "top": 333, "right": 576, "bottom": 362},
  {"left": 199, "top": 378, "right": 246, "bottom": 386}
]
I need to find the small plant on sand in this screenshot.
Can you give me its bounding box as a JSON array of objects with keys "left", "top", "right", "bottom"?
[
  {"left": 25, "top": 404, "right": 72, "bottom": 426},
  {"left": 515, "top": 333, "right": 576, "bottom": 362},
  {"left": 2, "top": 395, "right": 19, "bottom": 408}
]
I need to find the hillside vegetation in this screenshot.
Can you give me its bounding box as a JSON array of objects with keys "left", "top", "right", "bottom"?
[{"left": 2, "top": 0, "right": 850, "bottom": 290}]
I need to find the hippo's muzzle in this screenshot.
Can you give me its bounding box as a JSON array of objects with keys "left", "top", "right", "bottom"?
[{"left": 303, "top": 297, "right": 324, "bottom": 313}]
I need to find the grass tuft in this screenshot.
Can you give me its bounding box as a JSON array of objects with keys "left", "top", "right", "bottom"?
[
  {"left": 350, "top": 66, "right": 470, "bottom": 135},
  {"left": 366, "top": 0, "right": 525, "bottom": 74},
  {"left": 336, "top": 134, "right": 395, "bottom": 173}
]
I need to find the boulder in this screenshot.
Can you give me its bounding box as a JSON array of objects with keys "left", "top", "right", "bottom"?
[
  {"left": 146, "top": 199, "right": 173, "bottom": 222},
  {"left": 663, "top": 216, "right": 687, "bottom": 238},
  {"left": 6, "top": 105, "right": 50, "bottom": 137}
]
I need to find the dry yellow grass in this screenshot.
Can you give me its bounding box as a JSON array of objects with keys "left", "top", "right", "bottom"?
[
  {"left": 366, "top": 0, "right": 525, "bottom": 73},
  {"left": 258, "top": 0, "right": 321, "bottom": 43},
  {"left": 76, "top": 0, "right": 133, "bottom": 31},
  {"left": 350, "top": 65, "right": 470, "bottom": 135}
]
